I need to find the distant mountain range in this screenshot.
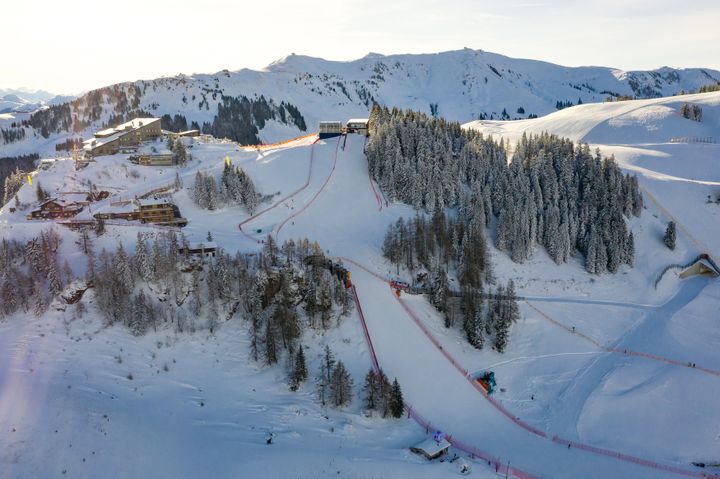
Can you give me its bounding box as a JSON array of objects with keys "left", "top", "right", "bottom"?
[
  {"left": 0, "top": 88, "right": 73, "bottom": 114},
  {"left": 3, "top": 48, "right": 720, "bottom": 150}
]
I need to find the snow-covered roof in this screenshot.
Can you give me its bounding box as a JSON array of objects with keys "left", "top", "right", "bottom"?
[
  {"left": 136, "top": 198, "right": 171, "bottom": 207},
  {"left": 60, "top": 193, "right": 89, "bottom": 203},
  {"left": 411, "top": 438, "right": 451, "bottom": 456},
  {"left": 41, "top": 198, "right": 82, "bottom": 208},
  {"left": 186, "top": 242, "right": 217, "bottom": 250},
  {"left": 95, "top": 127, "right": 117, "bottom": 137},
  {"left": 94, "top": 202, "right": 135, "bottom": 215},
  {"left": 84, "top": 130, "right": 125, "bottom": 150},
  {"left": 137, "top": 143, "right": 173, "bottom": 155},
  {"left": 347, "top": 118, "right": 369, "bottom": 124},
  {"left": 111, "top": 117, "right": 160, "bottom": 132},
  {"left": 86, "top": 118, "right": 161, "bottom": 150}
]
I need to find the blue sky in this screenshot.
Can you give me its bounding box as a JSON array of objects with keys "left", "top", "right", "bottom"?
[{"left": 6, "top": 0, "right": 719, "bottom": 93}]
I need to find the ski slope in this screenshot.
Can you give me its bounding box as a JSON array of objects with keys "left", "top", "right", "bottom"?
[
  {"left": 1, "top": 97, "right": 720, "bottom": 478},
  {"left": 241, "top": 134, "right": 720, "bottom": 477}
]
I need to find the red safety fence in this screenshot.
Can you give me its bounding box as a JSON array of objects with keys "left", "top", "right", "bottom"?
[
  {"left": 275, "top": 136, "right": 341, "bottom": 236},
  {"left": 336, "top": 256, "right": 389, "bottom": 283},
  {"left": 393, "top": 293, "right": 549, "bottom": 438},
  {"left": 349, "top": 262, "right": 719, "bottom": 478},
  {"left": 551, "top": 436, "right": 716, "bottom": 479},
  {"left": 361, "top": 135, "right": 384, "bottom": 211},
  {"left": 394, "top": 291, "right": 719, "bottom": 478},
  {"left": 367, "top": 166, "right": 383, "bottom": 212},
  {"left": 525, "top": 301, "right": 720, "bottom": 378},
  {"left": 406, "top": 406, "right": 541, "bottom": 479},
  {"left": 351, "top": 283, "right": 540, "bottom": 479},
  {"left": 238, "top": 137, "right": 320, "bottom": 243},
  {"left": 351, "top": 284, "right": 379, "bottom": 373}
]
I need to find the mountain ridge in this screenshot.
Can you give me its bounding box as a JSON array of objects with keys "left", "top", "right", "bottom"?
[{"left": 3, "top": 48, "right": 720, "bottom": 155}]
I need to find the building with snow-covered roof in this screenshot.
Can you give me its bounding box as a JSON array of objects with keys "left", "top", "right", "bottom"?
[
  {"left": 83, "top": 118, "right": 162, "bottom": 157},
  {"left": 410, "top": 437, "right": 451, "bottom": 460},
  {"left": 27, "top": 198, "right": 84, "bottom": 220},
  {"left": 346, "top": 118, "right": 369, "bottom": 135},
  {"left": 679, "top": 255, "right": 720, "bottom": 279}
]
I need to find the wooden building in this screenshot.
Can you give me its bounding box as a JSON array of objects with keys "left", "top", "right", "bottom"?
[
  {"left": 83, "top": 118, "right": 162, "bottom": 157},
  {"left": 27, "top": 199, "right": 84, "bottom": 220},
  {"left": 92, "top": 197, "right": 186, "bottom": 227},
  {"left": 137, "top": 198, "right": 175, "bottom": 224},
  {"left": 136, "top": 153, "right": 175, "bottom": 166},
  {"left": 93, "top": 211, "right": 139, "bottom": 221}
]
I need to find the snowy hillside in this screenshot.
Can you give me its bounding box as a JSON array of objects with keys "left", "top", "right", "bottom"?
[
  {"left": 1, "top": 84, "right": 720, "bottom": 478},
  {"left": 4, "top": 48, "right": 720, "bottom": 158},
  {"left": 465, "top": 91, "right": 720, "bottom": 259}
]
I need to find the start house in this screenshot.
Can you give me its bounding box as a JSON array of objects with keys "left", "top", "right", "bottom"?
[{"left": 83, "top": 118, "right": 162, "bottom": 157}]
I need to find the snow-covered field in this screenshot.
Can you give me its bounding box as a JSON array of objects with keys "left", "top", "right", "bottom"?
[{"left": 1, "top": 92, "right": 720, "bottom": 478}]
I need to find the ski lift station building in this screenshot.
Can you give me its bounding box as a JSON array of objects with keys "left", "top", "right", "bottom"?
[
  {"left": 318, "top": 118, "right": 369, "bottom": 138},
  {"left": 319, "top": 121, "right": 342, "bottom": 139}
]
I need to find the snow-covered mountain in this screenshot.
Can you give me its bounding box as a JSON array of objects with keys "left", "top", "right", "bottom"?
[
  {"left": 0, "top": 93, "right": 45, "bottom": 114},
  {"left": 4, "top": 48, "right": 720, "bottom": 157},
  {"left": 0, "top": 87, "right": 57, "bottom": 103},
  {"left": 88, "top": 48, "right": 720, "bottom": 125},
  {"left": 0, "top": 87, "right": 74, "bottom": 116}
]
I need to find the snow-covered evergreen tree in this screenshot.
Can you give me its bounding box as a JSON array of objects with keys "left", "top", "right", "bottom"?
[{"left": 664, "top": 221, "right": 676, "bottom": 250}]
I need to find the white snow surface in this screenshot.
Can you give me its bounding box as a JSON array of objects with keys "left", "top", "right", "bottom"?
[{"left": 1, "top": 92, "right": 720, "bottom": 478}]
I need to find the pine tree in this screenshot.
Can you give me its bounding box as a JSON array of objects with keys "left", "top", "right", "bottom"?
[
  {"left": 329, "top": 360, "right": 353, "bottom": 407},
  {"left": 95, "top": 218, "right": 105, "bottom": 236},
  {"left": 430, "top": 266, "right": 448, "bottom": 314},
  {"left": 289, "top": 346, "right": 308, "bottom": 391},
  {"left": 263, "top": 234, "right": 279, "bottom": 266},
  {"left": 130, "top": 291, "right": 148, "bottom": 336},
  {"left": 388, "top": 378, "right": 404, "bottom": 418},
  {"left": 664, "top": 221, "right": 676, "bottom": 250},
  {"left": 321, "top": 345, "right": 335, "bottom": 386},
  {"left": 363, "top": 369, "right": 379, "bottom": 411},
  {"left": 47, "top": 261, "right": 62, "bottom": 296},
  {"left": 35, "top": 182, "right": 47, "bottom": 202},
  {"left": 174, "top": 138, "right": 187, "bottom": 165},
  {"left": 115, "top": 243, "right": 133, "bottom": 292},
  {"left": 317, "top": 345, "right": 336, "bottom": 406},
  {"left": 134, "top": 234, "right": 151, "bottom": 281},
  {"left": 264, "top": 320, "right": 277, "bottom": 364},
  {"left": 377, "top": 370, "right": 392, "bottom": 417}
]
